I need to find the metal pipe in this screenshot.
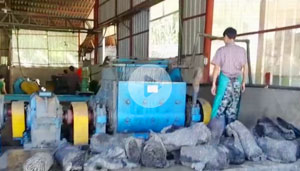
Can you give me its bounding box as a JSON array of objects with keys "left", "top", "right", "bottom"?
[
  {"left": 237, "top": 24, "right": 300, "bottom": 37},
  {"left": 246, "top": 40, "right": 253, "bottom": 84},
  {"left": 190, "top": 32, "right": 201, "bottom": 68},
  {"left": 192, "top": 68, "right": 203, "bottom": 105},
  {"left": 178, "top": 0, "right": 183, "bottom": 65}
]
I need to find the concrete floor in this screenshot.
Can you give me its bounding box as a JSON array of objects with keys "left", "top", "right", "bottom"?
[{"left": 2, "top": 148, "right": 300, "bottom": 171}]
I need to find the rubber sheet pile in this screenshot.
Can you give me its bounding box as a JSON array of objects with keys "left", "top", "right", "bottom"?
[{"left": 21, "top": 116, "right": 300, "bottom": 171}]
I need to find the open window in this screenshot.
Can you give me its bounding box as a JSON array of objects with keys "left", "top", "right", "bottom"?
[{"left": 149, "top": 0, "right": 179, "bottom": 58}]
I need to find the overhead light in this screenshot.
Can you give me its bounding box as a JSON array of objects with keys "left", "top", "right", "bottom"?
[
  {"left": 2, "top": 8, "right": 7, "bottom": 13},
  {"left": 1, "top": 7, "right": 11, "bottom": 13}
]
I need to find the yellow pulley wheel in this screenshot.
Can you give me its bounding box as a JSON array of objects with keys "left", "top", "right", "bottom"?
[
  {"left": 21, "top": 81, "right": 39, "bottom": 95},
  {"left": 11, "top": 101, "right": 25, "bottom": 138},
  {"left": 72, "top": 102, "right": 89, "bottom": 145},
  {"left": 199, "top": 98, "right": 212, "bottom": 125}
]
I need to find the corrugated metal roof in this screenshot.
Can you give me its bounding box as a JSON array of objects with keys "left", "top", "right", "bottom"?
[{"left": 11, "top": 0, "right": 94, "bottom": 19}]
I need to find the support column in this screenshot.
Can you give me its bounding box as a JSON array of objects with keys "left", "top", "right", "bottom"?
[
  {"left": 94, "top": 0, "right": 99, "bottom": 64},
  {"left": 203, "top": 0, "right": 214, "bottom": 83}
]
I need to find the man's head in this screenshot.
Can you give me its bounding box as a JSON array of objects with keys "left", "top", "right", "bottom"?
[
  {"left": 223, "top": 27, "right": 237, "bottom": 43},
  {"left": 63, "top": 69, "right": 68, "bottom": 74},
  {"left": 0, "top": 74, "right": 4, "bottom": 81},
  {"left": 69, "top": 66, "right": 75, "bottom": 72}
]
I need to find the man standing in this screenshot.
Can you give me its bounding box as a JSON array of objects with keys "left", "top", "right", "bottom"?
[
  {"left": 209, "top": 27, "right": 248, "bottom": 144},
  {"left": 0, "top": 75, "right": 7, "bottom": 94},
  {"left": 66, "top": 66, "right": 80, "bottom": 94}
]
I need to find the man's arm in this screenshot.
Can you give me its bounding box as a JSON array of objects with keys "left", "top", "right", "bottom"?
[
  {"left": 211, "top": 48, "right": 222, "bottom": 96},
  {"left": 211, "top": 65, "right": 220, "bottom": 96},
  {"left": 241, "top": 64, "right": 248, "bottom": 93}
]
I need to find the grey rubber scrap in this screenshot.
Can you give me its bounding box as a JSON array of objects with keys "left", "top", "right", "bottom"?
[
  {"left": 277, "top": 117, "right": 300, "bottom": 138},
  {"left": 83, "top": 154, "right": 139, "bottom": 171},
  {"left": 256, "top": 136, "right": 297, "bottom": 163},
  {"left": 220, "top": 136, "right": 245, "bottom": 164},
  {"left": 253, "top": 117, "right": 296, "bottom": 140},
  {"left": 86, "top": 134, "right": 141, "bottom": 170},
  {"left": 158, "top": 122, "right": 211, "bottom": 152},
  {"left": 84, "top": 155, "right": 123, "bottom": 170},
  {"left": 23, "top": 152, "right": 54, "bottom": 171},
  {"left": 227, "top": 121, "right": 265, "bottom": 161},
  {"left": 54, "top": 141, "right": 86, "bottom": 171},
  {"left": 124, "top": 137, "right": 144, "bottom": 163},
  {"left": 141, "top": 134, "right": 168, "bottom": 168},
  {"left": 90, "top": 133, "right": 129, "bottom": 154},
  {"left": 180, "top": 144, "right": 230, "bottom": 170},
  {"left": 181, "top": 161, "right": 205, "bottom": 171},
  {"left": 293, "top": 138, "right": 300, "bottom": 158}
]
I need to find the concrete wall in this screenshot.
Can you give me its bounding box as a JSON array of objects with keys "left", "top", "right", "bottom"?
[
  {"left": 194, "top": 86, "right": 300, "bottom": 129},
  {"left": 9, "top": 66, "right": 68, "bottom": 93}
]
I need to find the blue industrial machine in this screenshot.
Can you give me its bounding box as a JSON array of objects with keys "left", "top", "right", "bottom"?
[
  {"left": 24, "top": 92, "right": 63, "bottom": 148},
  {"left": 0, "top": 93, "right": 91, "bottom": 152},
  {"left": 89, "top": 58, "right": 208, "bottom": 135},
  {"left": 13, "top": 77, "right": 40, "bottom": 94},
  {"left": 0, "top": 58, "right": 211, "bottom": 152}
]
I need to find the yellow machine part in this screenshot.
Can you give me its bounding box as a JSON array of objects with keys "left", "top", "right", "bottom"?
[
  {"left": 199, "top": 98, "right": 212, "bottom": 124},
  {"left": 21, "top": 81, "right": 39, "bottom": 94},
  {"left": 72, "top": 102, "right": 89, "bottom": 145},
  {"left": 11, "top": 101, "right": 25, "bottom": 138}
]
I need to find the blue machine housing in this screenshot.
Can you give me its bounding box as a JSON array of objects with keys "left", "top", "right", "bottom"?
[
  {"left": 24, "top": 92, "right": 63, "bottom": 148},
  {"left": 117, "top": 81, "right": 186, "bottom": 132},
  {"left": 13, "top": 77, "right": 26, "bottom": 94},
  {"left": 93, "top": 59, "right": 189, "bottom": 134}
]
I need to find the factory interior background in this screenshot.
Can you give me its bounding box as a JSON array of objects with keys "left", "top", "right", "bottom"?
[{"left": 0, "top": 0, "right": 300, "bottom": 170}]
